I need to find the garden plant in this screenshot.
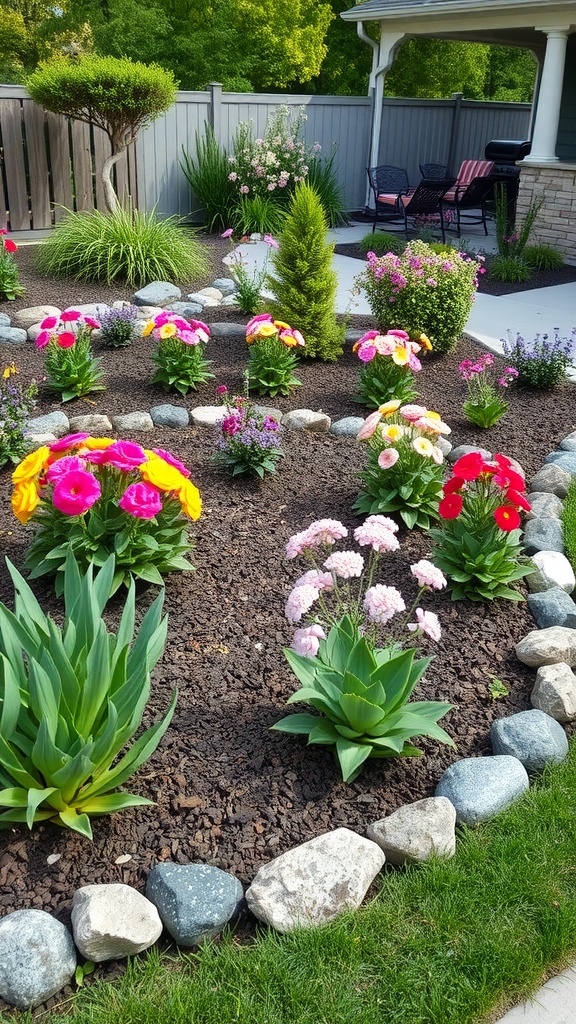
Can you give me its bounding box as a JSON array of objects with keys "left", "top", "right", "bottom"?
[
  {"left": 99, "top": 305, "right": 139, "bottom": 348},
  {"left": 459, "top": 351, "right": 518, "bottom": 428},
  {"left": 502, "top": 327, "right": 576, "bottom": 388},
  {"left": 358, "top": 240, "right": 481, "bottom": 355},
  {"left": 0, "top": 550, "right": 175, "bottom": 839},
  {"left": 180, "top": 125, "right": 237, "bottom": 233},
  {"left": 274, "top": 516, "right": 453, "bottom": 782},
  {"left": 245, "top": 313, "right": 305, "bottom": 396},
  {"left": 221, "top": 228, "right": 279, "bottom": 315},
  {"left": 35, "top": 310, "right": 105, "bottom": 401},
  {"left": 354, "top": 400, "right": 450, "bottom": 529},
  {"left": 430, "top": 451, "right": 534, "bottom": 600},
  {"left": 12, "top": 435, "right": 202, "bottom": 595},
  {"left": 214, "top": 386, "right": 284, "bottom": 478},
  {"left": 0, "top": 229, "right": 24, "bottom": 300},
  {"left": 145, "top": 312, "right": 213, "bottom": 394},
  {"left": 354, "top": 327, "right": 430, "bottom": 408},
  {"left": 489, "top": 184, "right": 544, "bottom": 283},
  {"left": 0, "top": 365, "right": 37, "bottom": 468}
]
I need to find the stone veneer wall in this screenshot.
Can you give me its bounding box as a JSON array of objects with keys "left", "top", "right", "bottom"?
[{"left": 516, "top": 162, "right": 576, "bottom": 266}]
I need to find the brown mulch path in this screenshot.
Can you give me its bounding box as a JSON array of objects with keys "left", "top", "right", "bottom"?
[{"left": 0, "top": 234, "right": 575, "bottom": 1000}]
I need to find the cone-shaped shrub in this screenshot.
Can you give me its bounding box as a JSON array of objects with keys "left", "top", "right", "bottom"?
[{"left": 267, "top": 182, "right": 345, "bottom": 361}]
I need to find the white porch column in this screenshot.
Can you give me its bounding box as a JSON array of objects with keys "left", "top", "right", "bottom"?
[
  {"left": 527, "top": 28, "right": 569, "bottom": 163},
  {"left": 365, "top": 29, "right": 405, "bottom": 206}
]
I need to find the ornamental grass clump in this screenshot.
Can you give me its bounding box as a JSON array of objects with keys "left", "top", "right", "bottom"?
[
  {"left": 272, "top": 516, "right": 454, "bottom": 782},
  {"left": 245, "top": 313, "right": 304, "bottom": 396},
  {"left": 358, "top": 240, "right": 482, "bottom": 355},
  {"left": 0, "top": 549, "right": 175, "bottom": 839},
  {"left": 214, "top": 386, "right": 284, "bottom": 478},
  {"left": 354, "top": 328, "right": 431, "bottom": 408},
  {"left": 99, "top": 305, "right": 139, "bottom": 348},
  {"left": 12, "top": 435, "right": 202, "bottom": 595},
  {"left": 145, "top": 312, "right": 213, "bottom": 394},
  {"left": 459, "top": 352, "right": 518, "bottom": 428},
  {"left": 502, "top": 328, "right": 576, "bottom": 388},
  {"left": 0, "top": 365, "right": 37, "bottom": 468},
  {"left": 35, "top": 310, "right": 105, "bottom": 401},
  {"left": 354, "top": 400, "right": 450, "bottom": 529},
  {"left": 429, "top": 451, "right": 534, "bottom": 601},
  {"left": 0, "top": 229, "right": 24, "bottom": 301}
]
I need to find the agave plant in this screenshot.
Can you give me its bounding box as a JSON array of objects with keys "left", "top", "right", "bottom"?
[
  {"left": 272, "top": 615, "right": 454, "bottom": 782},
  {"left": 0, "top": 550, "right": 175, "bottom": 838}
]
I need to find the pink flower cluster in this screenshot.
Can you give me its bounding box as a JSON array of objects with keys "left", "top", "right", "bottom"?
[
  {"left": 36, "top": 310, "right": 100, "bottom": 349},
  {"left": 144, "top": 311, "right": 210, "bottom": 347},
  {"left": 246, "top": 313, "right": 305, "bottom": 349},
  {"left": 285, "top": 518, "right": 348, "bottom": 559},
  {"left": 364, "top": 242, "right": 482, "bottom": 293},
  {"left": 353, "top": 329, "right": 423, "bottom": 370}
]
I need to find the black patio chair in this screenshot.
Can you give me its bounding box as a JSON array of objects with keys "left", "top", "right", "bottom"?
[
  {"left": 443, "top": 175, "right": 497, "bottom": 236},
  {"left": 366, "top": 165, "right": 411, "bottom": 232},
  {"left": 419, "top": 162, "right": 449, "bottom": 180},
  {"left": 398, "top": 178, "right": 456, "bottom": 242}
]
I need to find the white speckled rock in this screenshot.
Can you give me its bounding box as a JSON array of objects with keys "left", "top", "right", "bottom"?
[
  {"left": 515, "top": 626, "right": 576, "bottom": 667},
  {"left": 525, "top": 492, "right": 564, "bottom": 521},
  {"left": 282, "top": 409, "right": 331, "bottom": 432},
  {"left": 245, "top": 828, "right": 384, "bottom": 933},
  {"left": 146, "top": 863, "right": 243, "bottom": 946},
  {"left": 367, "top": 797, "right": 456, "bottom": 864},
  {"left": 0, "top": 909, "right": 76, "bottom": 1009},
  {"left": 532, "top": 663, "right": 576, "bottom": 723},
  {"left": 26, "top": 411, "right": 70, "bottom": 438},
  {"left": 191, "top": 405, "right": 226, "bottom": 427},
  {"left": 71, "top": 884, "right": 162, "bottom": 962}
]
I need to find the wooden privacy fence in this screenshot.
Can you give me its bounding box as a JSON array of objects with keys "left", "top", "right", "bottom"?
[{"left": 0, "top": 82, "right": 531, "bottom": 235}]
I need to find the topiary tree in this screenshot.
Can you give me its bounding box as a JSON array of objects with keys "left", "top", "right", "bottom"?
[
  {"left": 27, "top": 55, "right": 176, "bottom": 214},
  {"left": 267, "top": 182, "right": 344, "bottom": 361}
]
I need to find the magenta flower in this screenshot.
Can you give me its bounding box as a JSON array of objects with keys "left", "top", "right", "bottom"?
[
  {"left": 49, "top": 432, "right": 90, "bottom": 452},
  {"left": 39, "top": 315, "right": 58, "bottom": 330},
  {"left": 188, "top": 319, "right": 210, "bottom": 335},
  {"left": 151, "top": 448, "right": 191, "bottom": 477},
  {"left": 264, "top": 234, "right": 279, "bottom": 249},
  {"left": 56, "top": 332, "right": 76, "bottom": 348},
  {"left": 46, "top": 455, "right": 86, "bottom": 483},
  {"left": 180, "top": 330, "right": 200, "bottom": 346},
  {"left": 60, "top": 310, "right": 82, "bottom": 322},
  {"left": 52, "top": 470, "right": 101, "bottom": 516},
  {"left": 105, "top": 440, "right": 147, "bottom": 471},
  {"left": 119, "top": 481, "right": 163, "bottom": 520},
  {"left": 35, "top": 330, "right": 51, "bottom": 349},
  {"left": 216, "top": 385, "right": 228, "bottom": 396},
  {"left": 83, "top": 316, "right": 100, "bottom": 329},
  {"left": 221, "top": 228, "right": 234, "bottom": 238}
]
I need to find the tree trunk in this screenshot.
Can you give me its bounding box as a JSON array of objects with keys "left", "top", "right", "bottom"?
[{"left": 101, "top": 148, "right": 126, "bottom": 215}]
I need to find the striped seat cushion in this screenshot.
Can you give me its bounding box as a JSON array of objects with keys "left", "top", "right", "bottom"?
[
  {"left": 444, "top": 159, "right": 494, "bottom": 202},
  {"left": 376, "top": 192, "right": 403, "bottom": 206}
]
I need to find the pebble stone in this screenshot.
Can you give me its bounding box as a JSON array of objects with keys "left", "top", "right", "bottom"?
[
  {"left": 0, "top": 312, "right": 10, "bottom": 326},
  {"left": 25, "top": 411, "right": 70, "bottom": 438},
  {"left": 10, "top": 305, "right": 61, "bottom": 330},
  {"left": 0, "top": 909, "right": 76, "bottom": 1009},
  {"left": 529, "top": 463, "right": 571, "bottom": 497},
  {"left": 282, "top": 409, "right": 331, "bottom": 432},
  {"left": 559, "top": 431, "right": 576, "bottom": 451},
  {"left": 446, "top": 444, "right": 492, "bottom": 464},
  {"left": 0, "top": 325, "right": 28, "bottom": 345},
  {"left": 329, "top": 416, "right": 365, "bottom": 437},
  {"left": 544, "top": 451, "right": 576, "bottom": 474},
  {"left": 146, "top": 863, "right": 243, "bottom": 946},
  {"left": 490, "top": 709, "right": 568, "bottom": 774},
  {"left": 112, "top": 411, "right": 154, "bottom": 432},
  {"left": 150, "top": 404, "right": 190, "bottom": 428},
  {"left": 132, "top": 282, "right": 182, "bottom": 306},
  {"left": 523, "top": 518, "right": 565, "bottom": 555},
  {"left": 68, "top": 413, "right": 113, "bottom": 434},
  {"left": 525, "top": 492, "right": 565, "bottom": 521},
  {"left": 516, "top": 626, "right": 576, "bottom": 667},
  {"left": 527, "top": 551, "right": 575, "bottom": 594},
  {"left": 367, "top": 797, "right": 456, "bottom": 864}
]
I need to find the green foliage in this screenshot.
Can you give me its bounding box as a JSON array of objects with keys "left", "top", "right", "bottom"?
[
  {"left": 359, "top": 241, "right": 480, "bottom": 355},
  {"left": 151, "top": 337, "right": 213, "bottom": 395},
  {"left": 489, "top": 677, "right": 509, "bottom": 699},
  {"left": 386, "top": 39, "right": 490, "bottom": 99},
  {"left": 494, "top": 183, "right": 543, "bottom": 262},
  {"left": 273, "top": 614, "right": 453, "bottom": 783},
  {"left": 430, "top": 518, "right": 533, "bottom": 601},
  {"left": 305, "top": 151, "right": 349, "bottom": 228},
  {"left": 0, "top": 244, "right": 25, "bottom": 301},
  {"left": 0, "top": 551, "right": 175, "bottom": 839},
  {"left": 0, "top": 368, "right": 37, "bottom": 468},
  {"left": 35, "top": 208, "right": 209, "bottom": 286},
  {"left": 234, "top": 197, "right": 288, "bottom": 238},
  {"left": 483, "top": 45, "right": 538, "bottom": 102},
  {"left": 359, "top": 232, "right": 403, "bottom": 257},
  {"left": 502, "top": 329, "right": 576, "bottom": 389},
  {"left": 267, "top": 183, "right": 345, "bottom": 361},
  {"left": 459, "top": 354, "right": 515, "bottom": 429},
  {"left": 43, "top": 329, "right": 106, "bottom": 402},
  {"left": 488, "top": 255, "right": 532, "bottom": 283},
  {"left": 356, "top": 357, "right": 418, "bottom": 409},
  {"left": 562, "top": 478, "right": 576, "bottom": 575},
  {"left": 180, "top": 127, "right": 236, "bottom": 232},
  {"left": 247, "top": 336, "right": 302, "bottom": 397},
  {"left": 524, "top": 245, "right": 565, "bottom": 272},
  {"left": 214, "top": 394, "right": 284, "bottom": 478}
]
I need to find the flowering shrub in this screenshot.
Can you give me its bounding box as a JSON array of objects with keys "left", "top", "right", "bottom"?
[
  {"left": 429, "top": 451, "right": 534, "bottom": 601},
  {"left": 35, "top": 310, "right": 104, "bottom": 401},
  {"left": 459, "top": 352, "right": 518, "bottom": 427},
  {"left": 228, "top": 106, "right": 316, "bottom": 203},
  {"left": 272, "top": 516, "right": 454, "bottom": 782},
  {"left": 144, "top": 312, "right": 213, "bottom": 394},
  {"left": 12, "top": 436, "right": 202, "bottom": 595},
  {"left": 99, "top": 305, "right": 139, "bottom": 348},
  {"left": 246, "top": 313, "right": 304, "bottom": 396},
  {"left": 0, "top": 365, "right": 37, "bottom": 468},
  {"left": 353, "top": 328, "right": 431, "bottom": 408},
  {"left": 502, "top": 328, "right": 576, "bottom": 388},
  {"left": 0, "top": 230, "right": 24, "bottom": 300},
  {"left": 354, "top": 400, "right": 450, "bottom": 529},
  {"left": 214, "top": 386, "right": 283, "bottom": 478},
  {"left": 358, "top": 240, "right": 482, "bottom": 355},
  {"left": 222, "top": 228, "right": 279, "bottom": 315}
]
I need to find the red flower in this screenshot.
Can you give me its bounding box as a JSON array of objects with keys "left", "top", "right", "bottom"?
[
  {"left": 493, "top": 453, "right": 513, "bottom": 471},
  {"left": 443, "top": 474, "right": 464, "bottom": 495},
  {"left": 494, "top": 505, "right": 521, "bottom": 531},
  {"left": 494, "top": 467, "right": 525, "bottom": 492},
  {"left": 60, "top": 310, "right": 81, "bottom": 322},
  {"left": 56, "top": 331, "right": 76, "bottom": 348},
  {"left": 3, "top": 238, "right": 17, "bottom": 253},
  {"left": 451, "top": 451, "right": 489, "bottom": 481},
  {"left": 439, "top": 493, "right": 463, "bottom": 519},
  {"left": 506, "top": 488, "right": 531, "bottom": 512}
]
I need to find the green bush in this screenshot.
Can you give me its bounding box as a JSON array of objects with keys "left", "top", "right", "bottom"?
[
  {"left": 267, "top": 182, "right": 345, "bottom": 361},
  {"left": 358, "top": 231, "right": 403, "bottom": 257},
  {"left": 180, "top": 126, "right": 237, "bottom": 232},
  {"left": 524, "top": 245, "right": 565, "bottom": 272},
  {"left": 35, "top": 207, "right": 209, "bottom": 286},
  {"left": 0, "top": 551, "right": 175, "bottom": 839},
  {"left": 0, "top": 234, "right": 24, "bottom": 300},
  {"left": 562, "top": 479, "right": 576, "bottom": 572},
  {"left": 234, "top": 195, "right": 288, "bottom": 237},
  {"left": 488, "top": 254, "right": 532, "bottom": 283},
  {"left": 305, "top": 151, "right": 349, "bottom": 228}
]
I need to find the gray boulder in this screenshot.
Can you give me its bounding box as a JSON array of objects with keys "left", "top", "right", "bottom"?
[
  {"left": 525, "top": 492, "right": 564, "bottom": 521},
  {"left": 0, "top": 326, "right": 27, "bottom": 345},
  {"left": 112, "top": 411, "right": 154, "bottom": 432},
  {"left": 435, "top": 755, "right": 529, "bottom": 826},
  {"left": 516, "top": 626, "right": 576, "bottom": 667},
  {"left": 544, "top": 451, "right": 576, "bottom": 474},
  {"left": 282, "top": 409, "right": 331, "bottom": 433},
  {"left": 72, "top": 884, "right": 163, "bottom": 961},
  {"left": 11, "top": 305, "right": 60, "bottom": 330},
  {"left": 527, "top": 551, "right": 575, "bottom": 594},
  {"left": 490, "top": 709, "right": 568, "bottom": 773},
  {"left": 560, "top": 430, "right": 576, "bottom": 451},
  {"left": 245, "top": 827, "right": 384, "bottom": 932},
  {"left": 527, "top": 587, "right": 576, "bottom": 629},
  {"left": 68, "top": 413, "right": 113, "bottom": 434},
  {"left": 532, "top": 663, "right": 576, "bottom": 723},
  {"left": 165, "top": 301, "right": 204, "bottom": 318},
  {"left": 367, "top": 797, "right": 456, "bottom": 864},
  {"left": 0, "top": 909, "right": 76, "bottom": 1009},
  {"left": 329, "top": 416, "right": 365, "bottom": 437},
  {"left": 191, "top": 405, "right": 226, "bottom": 427},
  {"left": 146, "top": 863, "right": 243, "bottom": 946},
  {"left": 26, "top": 411, "right": 70, "bottom": 438},
  {"left": 211, "top": 277, "right": 237, "bottom": 296},
  {"left": 447, "top": 444, "right": 492, "bottom": 464},
  {"left": 132, "top": 282, "right": 181, "bottom": 306},
  {"left": 0, "top": 312, "right": 11, "bottom": 326},
  {"left": 523, "top": 518, "right": 564, "bottom": 555},
  {"left": 529, "top": 464, "right": 571, "bottom": 498},
  {"left": 150, "top": 404, "right": 190, "bottom": 428}
]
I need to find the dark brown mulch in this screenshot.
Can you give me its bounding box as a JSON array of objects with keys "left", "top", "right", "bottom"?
[
  {"left": 0, "top": 235, "right": 575, "bottom": 1003},
  {"left": 334, "top": 239, "right": 576, "bottom": 296}
]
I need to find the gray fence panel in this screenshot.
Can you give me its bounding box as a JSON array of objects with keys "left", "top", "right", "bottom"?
[
  {"left": 454, "top": 102, "right": 531, "bottom": 171},
  {"left": 378, "top": 100, "right": 455, "bottom": 185}
]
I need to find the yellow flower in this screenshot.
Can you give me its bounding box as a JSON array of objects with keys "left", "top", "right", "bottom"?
[
  {"left": 246, "top": 334, "right": 256, "bottom": 345},
  {"left": 140, "top": 454, "right": 187, "bottom": 493},
  {"left": 382, "top": 424, "right": 404, "bottom": 442},
  {"left": 378, "top": 399, "right": 402, "bottom": 417},
  {"left": 178, "top": 479, "right": 202, "bottom": 520},
  {"left": 426, "top": 410, "right": 441, "bottom": 421},
  {"left": 256, "top": 323, "right": 277, "bottom": 339},
  {"left": 142, "top": 320, "right": 155, "bottom": 337},
  {"left": 79, "top": 437, "right": 115, "bottom": 450},
  {"left": 419, "top": 334, "right": 433, "bottom": 351},
  {"left": 11, "top": 446, "right": 50, "bottom": 484},
  {"left": 12, "top": 480, "right": 39, "bottom": 524},
  {"left": 2, "top": 364, "right": 18, "bottom": 379},
  {"left": 273, "top": 320, "right": 290, "bottom": 330},
  {"left": 412, "top": 437, "right": 434, "bottom": 457},
  {"left": 391, "top": 346, "right": 410, "bottom": 366},
  {"left": 159, "top": 322, "right": 177, "bottom": 339}
]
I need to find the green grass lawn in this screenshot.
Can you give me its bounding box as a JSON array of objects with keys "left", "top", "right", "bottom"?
[{"left": 8, "top": 740, "right": 576, "bottom": 1024}]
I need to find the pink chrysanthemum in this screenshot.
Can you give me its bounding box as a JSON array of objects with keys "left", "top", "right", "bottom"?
[
  {"left": 294, "top": 569, "right": 334, "bottom": 591},
  {"left": 285, "top": 584, "right": 321, "bottom": 624},
  {"left": 291, "top": 623, "right": 326, "bottom": 658},
  {"left": 323, "top": 551, "right": 364, "bottom": 579},
  {"left": 407, "top": 608, "right": 442, "bottom": 642},
  {"left": 410, "top": 560, "right": 447, "bottom": 590},
  {"left": 354, "top": 518, "right": 399, "bottom": 553},
  {"left": 363, "top": 585, "right": 406, "bottom": 624},
  {"left": 104, "top": 440, "right": 147, "bottom": 471},
  {"left": 303, "top": 519, "right": 348, "bottom": 548},
  {"left": 286, "top": 529, "right": 313, "bottom": 559}
]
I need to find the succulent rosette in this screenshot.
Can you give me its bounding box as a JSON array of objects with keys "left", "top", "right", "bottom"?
[
  {"left": 145, "top": 312, "right": 213, "bottom": 394},
  {"left": 353, "top": 328, "right": 430, "bottom": 409},
  {"left": 12, "top": 436, "right": 202, "bottom": 596},
  {"left": 429, "top": 451, "right": 534, "bottom": 601},
  {"left": 355, "top": 400, "right": 450, "bottom": 529},
  {"left": 245, "top": 314, "right": 304, "bottom": 396},
  {"left": 35, "top": 310, "right": 104, "bottom": 401}
]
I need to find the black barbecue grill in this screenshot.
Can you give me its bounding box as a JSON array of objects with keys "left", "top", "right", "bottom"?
[{"left": 485, "top": 139, "right": 531, "bottom": 214}]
